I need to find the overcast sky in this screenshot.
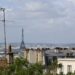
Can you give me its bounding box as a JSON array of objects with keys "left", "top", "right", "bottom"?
[{"left": 0, "top": 0, "right": 75, "bottom": 44}]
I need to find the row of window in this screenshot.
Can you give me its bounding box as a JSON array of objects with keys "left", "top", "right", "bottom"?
[{"left": 60, "top": 65, "right": 72, "bottom": 73}]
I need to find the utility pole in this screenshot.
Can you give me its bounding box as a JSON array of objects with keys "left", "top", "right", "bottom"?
[{"left": 0, "top": 8, "right": 7, "bottom": 57}]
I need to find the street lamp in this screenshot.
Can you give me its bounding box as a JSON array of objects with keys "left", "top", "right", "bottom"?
[{"left": 0, "top": 8, "right": 7, "bottom": 57}]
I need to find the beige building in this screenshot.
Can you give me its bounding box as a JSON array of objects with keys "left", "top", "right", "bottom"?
[
  {"left": 57, "top": 58, "right": 75, "bottom": 74},
  {"left": 24, "top": 48, "right": 45, "bottom": 65}
]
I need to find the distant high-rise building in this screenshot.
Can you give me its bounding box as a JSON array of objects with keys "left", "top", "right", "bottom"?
[{"left": 20, "top": 28, "right": 25, "bottom": 49}]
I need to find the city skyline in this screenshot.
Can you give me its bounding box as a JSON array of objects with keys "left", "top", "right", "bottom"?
[{"left": 0, "top": 0, "right": 75, "bottom": 44}]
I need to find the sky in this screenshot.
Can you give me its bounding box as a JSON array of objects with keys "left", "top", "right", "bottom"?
[{"left": 0, "top": 0, "right": 75, "bottom": 44}]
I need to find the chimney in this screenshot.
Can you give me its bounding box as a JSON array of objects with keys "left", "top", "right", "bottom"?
[{"left": 6, "top": 45, "right": 14, "bottom": 64}]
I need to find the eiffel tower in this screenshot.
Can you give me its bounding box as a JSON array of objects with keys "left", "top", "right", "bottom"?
[{"left": 20, "top": 28, "right": 25, "bottom": 49}]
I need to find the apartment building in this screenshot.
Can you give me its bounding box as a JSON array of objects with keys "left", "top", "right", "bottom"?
[
  {"left": 24, "top": 48, "right": 45, "bottom": 65},
  {"left": 57, "top": 58, "right": 75, "bottom": 74}
]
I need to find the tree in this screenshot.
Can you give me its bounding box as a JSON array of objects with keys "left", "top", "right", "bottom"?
[
  {"left": 46, "top": 56, "right": 62, "bottom": 75},
  {"left": 0, "top": 57, "right": 44, "bottom": 75}
]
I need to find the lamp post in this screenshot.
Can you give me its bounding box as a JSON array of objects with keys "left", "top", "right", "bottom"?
[{"left": 0, "top": 8, "right": 7, "bottom": 57}]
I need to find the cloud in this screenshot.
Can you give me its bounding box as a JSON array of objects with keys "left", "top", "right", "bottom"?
[
  {"left": 25, "top": 1, "right": 47, "bottom": 11},
  {"left": 67, "top": 0, "right": 75, "bottom": 3},
  {"left": 0, "top": 0, "right": 75, "bottom": 43}
]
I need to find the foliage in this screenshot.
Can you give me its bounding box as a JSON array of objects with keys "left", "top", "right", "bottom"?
[
  {"left": 0, "top": 57, "right": 75, "bottom": 75},
  {"left": 67, "top": 72, "right": 72, "bottom": 75},
  {"left": 58, "top": 63, "right": 62, "bottom": 68},
  {"left": 46, "top": 56, "right": 64, "bottom": 75},
  {"left": 59, "top": 72, "right": 64, "bottom": 75},
  {"left": 0, "top": 57, "right": 44, "bottom": 75}
]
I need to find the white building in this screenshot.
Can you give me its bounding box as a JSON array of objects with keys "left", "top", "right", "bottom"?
[{"left": 57, "top": 58, "right": 75, "bottom": 74}]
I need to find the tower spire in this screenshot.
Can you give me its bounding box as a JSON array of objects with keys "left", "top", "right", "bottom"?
[
  {"left": 20, "top": 28, "right": 25, "bottom": 49},
  {"left": 22, "top": 28, "right": 24, "bottom": 41}
]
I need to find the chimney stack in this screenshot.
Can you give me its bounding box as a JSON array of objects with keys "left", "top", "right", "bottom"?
[{"left": 6, "top": 45, "right": 14, "bottom": 64}]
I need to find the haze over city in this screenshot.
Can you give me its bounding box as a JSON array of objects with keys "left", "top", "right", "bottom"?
[{"left": 0, "top": 0, "right": 75, "bottom": 44}]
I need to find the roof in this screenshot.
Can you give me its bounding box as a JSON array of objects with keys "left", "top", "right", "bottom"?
[{"left": 58, "top": 58, "right": 75, "bottom": 61}]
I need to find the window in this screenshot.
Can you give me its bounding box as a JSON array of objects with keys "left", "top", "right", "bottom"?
[
  {"left": 60, "top": 65, "right": 63, "bottom": 73},
  {"left": 67, "top": 65, "right": 72, "bottom": 73}
]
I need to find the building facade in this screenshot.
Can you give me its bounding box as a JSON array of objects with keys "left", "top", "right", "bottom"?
[
  {"left": 57, "top": 58, "right": 75, "bottom": 74},
  {"left": 24, "top": 48, "right": 45, "bottom": 65}
]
